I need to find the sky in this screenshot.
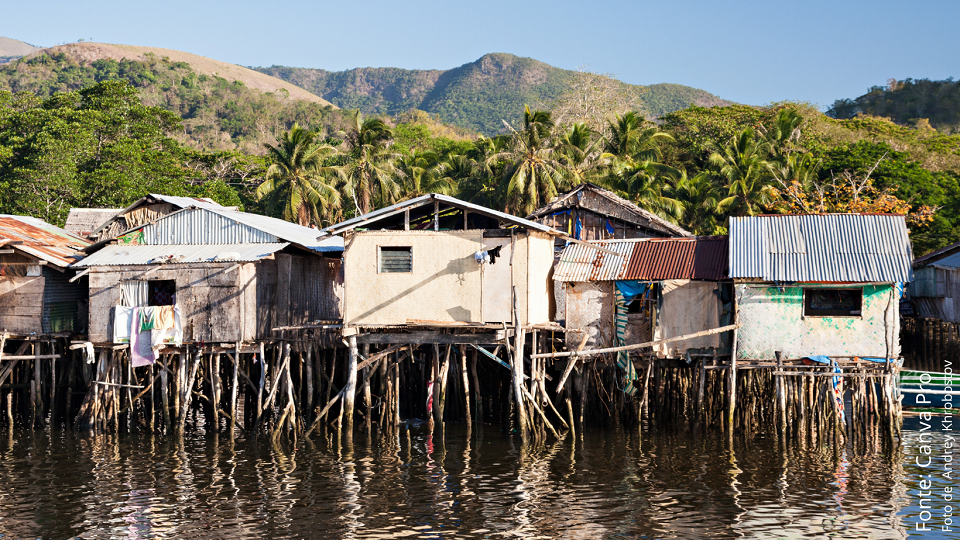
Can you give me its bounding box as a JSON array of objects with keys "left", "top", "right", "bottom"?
[{"left": 3, "top": 0, "right": 959, "bottom": 109}]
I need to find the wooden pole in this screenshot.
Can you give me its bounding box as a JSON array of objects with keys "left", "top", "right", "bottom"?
[
  {"left": 343, "top": 336, "right": 358, "bottom": 433},
  {"left": 460, "top": 345, "right": 471, "bottom": 430},
  {"left": 230, "top": 345, "right": 240, "bottom": 436},
  {"left": 179, "top": 350, "right": 202, "bottom": 432},
  {"left": 532, "top": 324, "right": 740, "bottom": 359},
  {"left": 161, "top": 361, "right": 170, "bottom": 432}
]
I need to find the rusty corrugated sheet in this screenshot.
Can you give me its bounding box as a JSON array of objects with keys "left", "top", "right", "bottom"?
[
  {"left": 0, "top": 215, "right": 90, "bottom": 268},
  {"left": 554, "top": 237, "right": 727, "bottom": 282},
  {"left": 624, "top": 237, "right": 728, "bottom": 281}
]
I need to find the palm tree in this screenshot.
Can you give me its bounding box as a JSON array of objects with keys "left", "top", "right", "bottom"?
[
  {"left": 490, "top": 107, "right": 567, "bottom": 215},
  {"left": 602, "top": 112, "right": 674, "bottom": 162},
  {"left": 710, "top": 128, "right": 776, "bottom": 217},
  {"left": 671, "top": 170, "right": 724, "bottom": 235},
  {"left": 256, "top": 124, "right": 341, "bottom": 227},
  {"left": 763, "top": 108, "right": 804, "bottom": 157},
  {"left": 557, "top": 123, "right": 602, "bottom": 187},
  {"left": 339, "top": 112, "right": 400, "bottom": 215},
  {"left": 396, "top": 150, "right": 456, "bottom": 199},
  {"left": 603, "top": 159, "right": 682, "bottom": 221}
]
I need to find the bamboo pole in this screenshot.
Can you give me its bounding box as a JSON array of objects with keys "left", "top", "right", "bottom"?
[
  {"left": 231, "top": 345, "right": 240, "bottom": 436},
  {"left": 460, "top": 345, "right": 471, "bottom": 430},
  {"left": 532, "top": 324, "right": 740, "bottom": 358},
  {"left": 343, "top": 336, "right": 358, "bottom": 433},
  {"left": 179, "top": 350, "right": 202, "bottom": 432}
]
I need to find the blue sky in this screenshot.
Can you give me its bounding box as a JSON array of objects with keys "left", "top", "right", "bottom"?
[{"left": 3, "top": 0, "right": 958, "bottom": 109}]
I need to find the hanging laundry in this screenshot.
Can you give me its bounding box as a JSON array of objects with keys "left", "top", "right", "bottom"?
[
  {"left": 474, "top": 250, "right": 490, "bottom": 264},
  {"left": 488, "top": 245, "right": 504, "bottom": 264},
  {"left": 139, "top": 307, "right": 160, "bottom": 332},
  {"left": 575, "top": 216, "right": 582, "bottom": 240},
  {"left": 113, "top": 306, "right": 134, "bottom": 344},
  {"left": 83, "top": 342, "right": 95, "bottom": 364},
  {"left": 129, "top": 307, "right": 156, "bottom": 368},
  {"left": 156, "top": 305, "right": 176, "bottom": 330},
  {"left": 605, "top": 219, "right": 615, "bottom": 236}
]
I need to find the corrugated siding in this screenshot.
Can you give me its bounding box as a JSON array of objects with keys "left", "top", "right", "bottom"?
[
  {"left": 730, "top": 214, "right": 913, "bottom": 282},
  {"left": 74, "top": 243, "right": 289, "bottom": 267},
  {"left": 554, "top": 237, "right": 728, "bottom": 282},
  {"left": 41, "top": 266, "right": 86, "bottom": 333},
  {"left": 143, "top": 208, "right": 279, "bottom": 245},
  {"left": 553, "top": 242, "right": 631, "bottom": 282},
  {"left": 625, "top": 237, "right": 727, "bottom": 281}
]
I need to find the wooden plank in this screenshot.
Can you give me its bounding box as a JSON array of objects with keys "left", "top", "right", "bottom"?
[
  {"left": 0, "top": 315, "right": 42, "bottom": 334},
  {"left": 357, "top": 332, "right": 503, "bottom": 345},
  {"left": 276, "top": 254, "right": 292, "bottom": 329}
]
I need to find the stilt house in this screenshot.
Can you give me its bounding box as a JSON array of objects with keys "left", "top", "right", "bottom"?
[
  {"left": 322, "top": 194, "right": 596, "bottom": 344},
  {"left": 0, "top": 216, "right": 91, "bottom": 336},
  {"left": 729, "top": 214, "right": 913, "bottom": 360},
  {"left": 552, "top": 236, "right": 730, "bottom": 357},
  {"left": 527, "top": 183, "right": 691, "bottom": 242},
  {"left": 73, "top": 205, "right": 343, "bottom": 347},
  {"left": 907, "top": 240, "right": 960, "bottom": 322}
]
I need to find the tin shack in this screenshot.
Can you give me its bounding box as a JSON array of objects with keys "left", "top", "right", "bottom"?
[
  {"left": 74, "top": 205, "right": 343, "bottom": 346},
  {"left": 0, "top": 216, "right": 90, "bottom": 336},
  {"left": 552, "top": 236, "right": 730, "bottom": 357},
  {"left": 729, "top": 214, "right": 913, "bottom": 360}
]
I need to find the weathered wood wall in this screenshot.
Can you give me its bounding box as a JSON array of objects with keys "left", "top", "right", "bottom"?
[{"left": 0, "top": 276, "right": 44, "bottom": 334}]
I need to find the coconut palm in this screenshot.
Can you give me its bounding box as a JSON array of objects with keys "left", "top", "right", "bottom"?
[
  {"left": 710, "top": 128, "right": 776, "bottom": 217},
  {"left": 396, "top": 150, "right": 456, "bottom": 199},
  {"left": 603, "top": 159, "right": 682, "bottom": 221},
  {"left": 602, "top": 112, "right": 674, "bottom": 162},
  {"left": 256, "top": 124, "right": 341, "bottom": 227},
  {"left": 557, "top": 123, "right": 603, "bottom": 186},
  {"left": 339, "top": 112, "right": 400, "bottom": 215},
  {"left": 671, "top": 170, "right": 724, "bottom": 235},
  {"left": 490, "top": 107, "right": 567, "bottom": 215}
]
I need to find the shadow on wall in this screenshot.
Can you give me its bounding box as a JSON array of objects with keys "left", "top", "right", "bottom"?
[{"left": 353, "top": 257, "right": 476, "bottom": 323}]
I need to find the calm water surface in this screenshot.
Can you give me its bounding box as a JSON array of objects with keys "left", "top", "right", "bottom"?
[{"left": 0, "top": 417, "right": 953, "bottom": 539}]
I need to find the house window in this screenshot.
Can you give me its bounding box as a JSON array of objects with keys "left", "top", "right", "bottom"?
[
  {"left": 803, "top": 288, "right": 862, "bottom": 317},
  {"left": 379, "top": 246, "right": 412, "bottom": 273},
  {"left": 149, "top": 280, "right": 177, "bottom": 306}
]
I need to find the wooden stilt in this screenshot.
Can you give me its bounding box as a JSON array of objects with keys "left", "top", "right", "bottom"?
[
  {"left": 344, "top": 336, "right": 358, "bottom": 433},
  {"left": 230, "top": 345, "right": 240, "bottom": 436}
]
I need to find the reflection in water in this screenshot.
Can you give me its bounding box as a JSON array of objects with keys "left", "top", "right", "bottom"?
[{"left": 0, "top": 421, "right": 939, "bottom": 539}]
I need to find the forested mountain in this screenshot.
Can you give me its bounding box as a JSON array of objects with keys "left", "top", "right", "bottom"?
[
  {"left": 828, "top": 78, "right": 960, "bottom": 132},
  {"left": 256, "top": 53, "right": 730, "bottom": 134},
  {"left": 0, "top": 42, "right": 350, "bottom": 152}
]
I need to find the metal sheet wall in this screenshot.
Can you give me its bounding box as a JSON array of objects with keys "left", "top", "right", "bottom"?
[{"left": 143, "top": 208, "right": 279, "bottom": 245}]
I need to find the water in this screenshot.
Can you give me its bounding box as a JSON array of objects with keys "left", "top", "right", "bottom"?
[{"left": 0, "top": 418, "right": 953, "bottom": 539}]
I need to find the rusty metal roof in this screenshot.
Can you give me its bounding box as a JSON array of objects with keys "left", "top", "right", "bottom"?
[
  {"left": 0, "top": 215, "right": 91, "bottom": 268},
  {"left": 553, "top": 237, "right": 728, "bottom": 282},
  {"left": 624, "top": 237, "right": 728, "bottom": 280}
]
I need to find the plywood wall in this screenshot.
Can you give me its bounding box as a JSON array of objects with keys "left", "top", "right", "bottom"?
[{"left": 0, "top": 276, "right": 44, "bottom": 335}]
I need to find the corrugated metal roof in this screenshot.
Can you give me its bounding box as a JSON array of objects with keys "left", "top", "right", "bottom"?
[
  {"left": 553, "top": 241, "right": 632, "bottom": 282},
  {"left": 914, "top": 240, "right": 960, "bottom": 267},
  {"left": 553, "top": 237, "right": 728, "bottom": 282},
  {"left": 321, "top": 193, "right": 561, "bottom": 237},
  {"left": 106, "top": 208, "right": 344, "bottom": 253},
  {"left": 0, "top": 215, "right": 90, "bottom": 268},
  {"left": 729, "top": 214, "right": 914, "bottom": 283},
  {"left": 625, "top": 237, "right": 728, "bottom": 281},
  {"left": 73, "top": 243, "right": 289, "bottom": 267}
]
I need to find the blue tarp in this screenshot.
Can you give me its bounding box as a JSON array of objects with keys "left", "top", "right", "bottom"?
[{"left": 615, "top": 281, "right": 649, "bottom": 303}]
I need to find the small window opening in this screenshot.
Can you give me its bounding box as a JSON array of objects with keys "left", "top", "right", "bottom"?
[
  {"left": 627, "top": 299, "right": 643, "bottom": 314},
  {"left": 149, "top": 280, "right": 176, "bottom": 306},
  {"left": 379, "top": 246, "right": 412, "bottom": 273},
  {"left": 803, "top": 288, "right": 862, "bottom": 317}
]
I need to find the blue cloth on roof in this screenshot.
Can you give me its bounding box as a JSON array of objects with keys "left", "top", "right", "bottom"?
[
  {"left": 616, "top": 281, "right": 649, "bottom": 303},
  {"left": 804, "top": 355, "right": 831, "bottom": 365},
  {"left": 861, "top": 357, "right": 893, "bottom": 363}
]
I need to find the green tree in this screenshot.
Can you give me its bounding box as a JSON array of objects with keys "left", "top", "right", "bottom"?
[
  {"left": 255, "top": 124, "right": 341, "bottom": 226},
  {"left": 671, "top": 170, "right": 724, "bottom": 235},
  {"left": 396, "top": 150, "right": 456, "bottom": 199},
  {"left": 338, "top": 112, "right": 400, "bottom": 215},
  {"left": 709, "top": 128, "right": 776, "bottom": 217},
  {"left": 490, "top": 107, "right": 567, "bottom": 215}
]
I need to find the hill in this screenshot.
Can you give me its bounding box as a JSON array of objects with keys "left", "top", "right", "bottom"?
[
  {"left": 827, "top": 78, "right": 960, "bottom": 132},
  {"left": 0, "top": 37, "right": 42, "bottom": 65},
  {"left": 256, "top": 53, "right": 731, "bottom": 135},
  {"left": 0, "top": 42, "right": 351, "bottom": 152}
]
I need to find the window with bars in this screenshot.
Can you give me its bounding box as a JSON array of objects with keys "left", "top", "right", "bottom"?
[{"left": 379, "top": 246, "right": 412, "bottom": 273}]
